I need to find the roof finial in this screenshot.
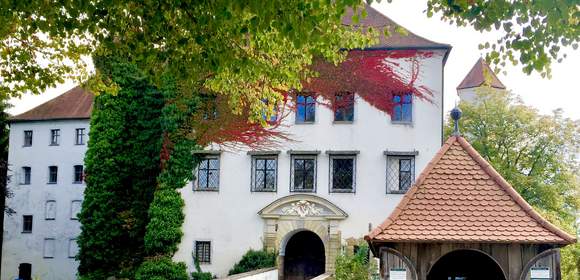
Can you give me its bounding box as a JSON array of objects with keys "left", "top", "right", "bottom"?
[{"left": 450, "top": 106, "right": 462, "bottom": 136}]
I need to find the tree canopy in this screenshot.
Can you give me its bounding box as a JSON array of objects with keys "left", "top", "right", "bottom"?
[
  {"left": 447, "top": 88, "right": 580, "bottom": 279},
  {"left": 0, "top": 0, "right": 376, "bottom": 119},
  {"left": 427, "top": 0, "right": 580, "bottom": 77}
]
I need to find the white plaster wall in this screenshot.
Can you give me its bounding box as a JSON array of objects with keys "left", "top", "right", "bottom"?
[
  {"left": 175, "top": 50, "right": 446, "bottom": 277},
  {"left": 457, "top": 88, "right": 478, "bottom": 104},
  {"left": 2, "top": 120, "right": 89, "bottom": 280}
]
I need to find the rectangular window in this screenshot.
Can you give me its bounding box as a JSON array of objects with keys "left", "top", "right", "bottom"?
[
  {"left": 23, "top": 130, "right": 33, "bottom": 146},
  {"left": 50, "top": 129, "right": 60, "bottom": 145},
  {"left": 196, "top": 156, "right": 220, "bottom": 190},
  {"left": 75, "top": 128, "right": 85, "bottom": 145},
  {"left": 22, "top": 215, "right": 33, "bottom": 233},
  {"left": 45, "top": 201, "right": 56, "bottom": 220},
  {"left": 386, "top": 155, "right": 415, "bottom": 193},
  {"left": 296, "top": 94, "right": 316, "bottom": 123},
  {"left": 330, "top": 155, "right": 356, "bottom": 193},
  {"left": 392, "top": 93, "right": 412, "bottom": 123},
  {"left": 43, "top": 238, "right": 55, "bottom": 258},
  {"left": 21, "top": 167, "right": 31, "bottom": 185},
  {"left": 68, "top": 239, "right": 79, "bottom": 258},
  {"left": 334, "top": 92, "right": 354, "bottom": 122},
  {"left": 251, "top": 156, "right": 277, "bottom": 192},
  {"left": 70, "top": 200, "right": 82, "bottom": 220},
  {"left": 48, "top": 166, "right": 58, "bottom": 184},
  {"left": 291, "top": 155, "right": 316, "bottom": 192},
  {"left": 73, "top": 165, "right": 84, "bottom": 183},
  {"left": 194, "top": 241, "right": 211, "bottom": 264}
]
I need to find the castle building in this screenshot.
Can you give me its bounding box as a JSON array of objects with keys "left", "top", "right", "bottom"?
[
  {"left": 1, "top": 87, "right": 92, "bottom": 280},
  {"left": 2, "top": 6, "right": 452, "bottom": 280}
]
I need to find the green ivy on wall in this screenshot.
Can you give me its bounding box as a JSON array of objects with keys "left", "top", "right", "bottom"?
[{"left": 77, "top": 56, "right": 165, "bottom": 279}]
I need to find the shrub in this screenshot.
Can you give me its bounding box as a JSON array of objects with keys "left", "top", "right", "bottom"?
[
  {"left": 135, "top": 257, "right": 189, "bottom": 280},
  {"left": 335, "top": 244, "right": 373, "bottom": 280},
  {"left": 191, "top": 258, "right": 214, "bottom": 280},
  {"left": 228, "top": 249, "right": 277, "bottom": 275}
]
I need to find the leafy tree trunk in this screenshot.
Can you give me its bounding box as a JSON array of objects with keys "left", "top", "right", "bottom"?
[{"left": 77, "top": 56, "right": 164, "bottom": 279}]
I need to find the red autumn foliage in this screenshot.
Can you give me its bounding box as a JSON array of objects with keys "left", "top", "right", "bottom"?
[{"left": 195, "top": 50, "right": 435, "bottom": 148}]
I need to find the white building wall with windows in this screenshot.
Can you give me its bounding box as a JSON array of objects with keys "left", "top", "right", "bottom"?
[
  {"left": 1, "top": 119, "right": 88, "bottom": 280},
  {"left": 174, "top": 51, "right": 447, "bottom": 277}
]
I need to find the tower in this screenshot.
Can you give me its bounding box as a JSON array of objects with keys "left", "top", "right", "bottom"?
[{"left": 457, "top": 58, "right": 506, "bottom": 104}]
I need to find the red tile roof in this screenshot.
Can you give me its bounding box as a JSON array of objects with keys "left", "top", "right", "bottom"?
[
  {"left": 457, "top": 58, "right": 506, "bottom": 90},
  {"left": 342, "top": 5, "right": 451, "bottom": 50},
  {"left": 10, "top": 86, "right": 93, "bottom": 122},
  {"left": 366, "top": 136, "right": 576, "bottom": 245}
]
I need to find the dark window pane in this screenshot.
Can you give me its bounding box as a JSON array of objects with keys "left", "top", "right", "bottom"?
[
  {"left": 332, "top": 158, "right": 354, "bottom": 190},
  {"left": 75, "top": 128, "right": 85, "bottom": 145},
  {"left": 197, "top": 157, "right": 219, "bottom": 190},
  {"left": 74, "top": 165, "right": 84, "bottom": 183},
  {"left": 24, "top": 131, "right": 33, "bottom": 146},
  {"left": 334, "top": 93, "right": 354, "bottom": 122},
  {"left": 195, "top": 241, "right": 211, "bottom": 263},
  {"left": 22, "top": 167, "right": 31, "bottom": 185},
  {"left": 22, "top": 215, "right": 33, "bottom": 233},
  {"left": 48, "top": 166, "right": 58, "bottom": 184},
  {"left": 392, "top": 94, "right": 412, "bottom": 122},
  {"left": 50, "top": 129, "right": 60, "bottom": 145}
]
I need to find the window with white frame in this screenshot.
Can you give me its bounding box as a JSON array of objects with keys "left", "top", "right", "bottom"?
[
  {"left": 75, "top": 128, "right": 86, "bottom": 145},
  {"left": 23, "top": 130, "right": 33, "bottom": 146},
  {"left": 45, "top": 200, "right": 56, "bottom": 220},
  {"left": 68, "top": 239, "right": 79, "bottom": 258},
  {"left": 251, "top": 156, "right": 277, "bottom": 192},
  {"left": 196, "top": 156, "right": 220, "bottom": 190},
  {"left": 290, "top": 154, "right": 317, "bottom": 192},
  {"left": 386, "top": 153, "right": 415, "bottom": 193},
  {"left": 43, "top": 238, "right": 55, "bottom": 258},
  {"left": 50, "top": 129, "right": 60, "bottom": 145},
  {"left": 194, "top": 241, "right": 211, "bottom": 264},
  {"left": 70, "top": 200, "right": 82, "bottom": 220},
  {"left": 329, "top": 154, "right": 356, "bottom": 193},
  {"left": 21, "top": 166, "right": 31, "bottom": 185},
  {"left": 48, "top": 166, "right": 58, "bottom": 184}
]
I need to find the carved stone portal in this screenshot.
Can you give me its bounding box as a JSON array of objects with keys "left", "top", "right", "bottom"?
[{"left": 258, "top": 194, "right": 348, "bottom": 280}]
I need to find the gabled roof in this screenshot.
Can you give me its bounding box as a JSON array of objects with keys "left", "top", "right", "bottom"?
[
  {"left": 366, "top": 136, "right": 576, "bottom": 245},
  {"left": 342, "top": 5, "right": 451, "bottom": 51},
  {"left": 10, "top": 86, "right": 93, "bottom": 122},
  {"left": 457, "top": 58, "right": 506, "bottom": 90}
]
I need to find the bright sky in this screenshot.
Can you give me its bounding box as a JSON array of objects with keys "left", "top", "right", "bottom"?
[{"left": 7, "top": 1, "right": 580, "bottom": 120}]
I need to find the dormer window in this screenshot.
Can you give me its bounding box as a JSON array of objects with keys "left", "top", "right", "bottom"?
[
  {"left": 333, "top": 92, "right": 354, "bottom": 122},
  {"left": 392, "top": 93, "right": 412, "bottom": 123}
]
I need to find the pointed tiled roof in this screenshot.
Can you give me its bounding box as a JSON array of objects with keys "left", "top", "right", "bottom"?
[
  {"left": 10, "top": 86, "right": 93, "bottom": 122},
  {"left": 366, "top": 136, "right": 576, "bottom": 245},
  {"left": 342, "top": 5, "right": 451, "bottom": 51},
  {"left": 457, "top": 58, "right": 506, "bottom": 90}
]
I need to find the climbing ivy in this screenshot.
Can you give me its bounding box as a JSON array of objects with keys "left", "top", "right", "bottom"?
[
  {"left": 136, "top": 76, "right": 203, "bottom": 278},
  {"left": 77, "top": 56, "right": 164, "bottom": 279}
]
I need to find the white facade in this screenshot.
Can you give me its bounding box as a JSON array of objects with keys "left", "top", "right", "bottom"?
[
  {"left": 174, "top": 51, "right": 447, "bottom": 277},
  {"left": 2, "top": 119, "right": 88, "bottom": 280}
]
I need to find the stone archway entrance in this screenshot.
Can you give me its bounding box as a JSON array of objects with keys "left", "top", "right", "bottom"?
[
  {"left": 284, "top": 231, "right": 325, "bottom": 280},
  {"left": 427, "top": 250, "right": 506, "bottom": 280},
  {"left": 258, "top": 194, "right": 348, "bottom": 280}
]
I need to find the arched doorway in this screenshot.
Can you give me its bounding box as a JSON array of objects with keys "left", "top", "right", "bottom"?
[
  {"left": 284, "top": 231, "right": 325, "bottom": 280},
  {"left": 427, "top": 250, "right": 506, "bottom": 280}
]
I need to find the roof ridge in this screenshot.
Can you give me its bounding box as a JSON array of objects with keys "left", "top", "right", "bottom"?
[
  {"left": 455, "top": 136, "right": 576, "bottom": 244},
  {"left": 366, "top": 136, "right": 459, "bottom": 241}
]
